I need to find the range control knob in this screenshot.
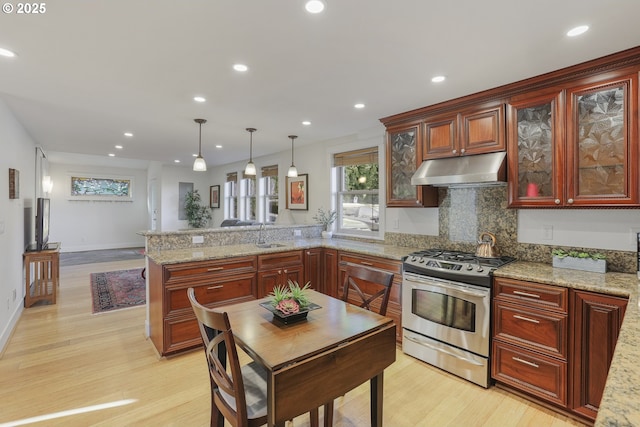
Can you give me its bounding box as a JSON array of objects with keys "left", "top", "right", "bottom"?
[
  {"left": 411, "top": 256, "right": 418, "bottom": 262},
  {"left": 418, "top": 257, "right": 426, "bottom": 263},
  {"left": 476, "top": 266, "right": 484, "bottom": 272},
  {"left": 466, "top": 264, "right": 474, "bottom": 271}
]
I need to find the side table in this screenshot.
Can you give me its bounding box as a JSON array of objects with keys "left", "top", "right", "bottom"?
[{"left": 23, "top": 242, "right": 60, "bottom": 307}]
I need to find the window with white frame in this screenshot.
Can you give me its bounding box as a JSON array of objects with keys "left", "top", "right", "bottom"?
[
  {"left": 224, "top": 172, "right": 238, "bottom": 219},
  {"left": 259, "top": 165, "right": 278, "bottom": 224},
  {"left": 332, "top": 147, "right": 380, "bottom": 237},
  {"left": 239, "top": 173, "right": 257, "bottom": 221}
]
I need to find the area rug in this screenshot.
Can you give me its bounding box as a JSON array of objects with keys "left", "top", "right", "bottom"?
[{"left": 90, "top": 268, "right": 145, "bottom": 314}]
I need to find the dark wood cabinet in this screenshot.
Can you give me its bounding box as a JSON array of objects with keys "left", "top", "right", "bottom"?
[
  {"left": 303, "top": 247, "right": 322, "bottom": 292},
  {"left": 148, "top": 256, "right": 257, "bottom": 356},
  {"left": 507, "top": 72, "right": 639, "bottom": 207},
  {"left": 423, "top": 103, "right": 505, "bottom": 159},
  {"left": 257, "top": 250, "right": 304, "bottom": 298},
  {"left": 492, "top": 278, "right": 569, "bottom": 406},
  {"left": 493, "top": 277, "right": 629, "bottom": 422},
  {"left": 571, "top": 290, "right": 628, "bottom": 421},
  {"left": 385, "top": 122, "right": 438, "bottom": 207},
  {"left": 337, "top": 251, "right": 403, "bottom": 342}
]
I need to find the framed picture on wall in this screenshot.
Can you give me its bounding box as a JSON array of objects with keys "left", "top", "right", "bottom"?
[
  {"left": 210, "top": 185, "right": 220, "bottom": 208},
  {"left": 286, "top": 174, "right": 308, "bottom": 210}
]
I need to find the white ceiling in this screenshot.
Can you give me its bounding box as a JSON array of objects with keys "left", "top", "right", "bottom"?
[{"left": 1, "top": 0, "right": 639, "bottom": 168}]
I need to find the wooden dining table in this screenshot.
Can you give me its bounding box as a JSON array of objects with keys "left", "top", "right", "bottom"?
[{"left": 219, "top": 289, "right": 397, "bottom": 427}]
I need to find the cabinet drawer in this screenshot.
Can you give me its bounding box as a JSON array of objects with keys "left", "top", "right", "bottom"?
[
  {"left": 163, "top": 256, "right": 257, "bottom": 285},
  {"left": 494, "top": 300, "right": 567, "bottom": 359},
  {"left": 494, "top": 277, "right": 568, "bottom": 312},
  {"left": 258, "top": 251, "right": 303, "bottom": 270},
  {"left": 338, "top": 252, "right": 402, "bottom": 274},
  {"left": 492, "top": 341, "right": 567, "bottom": 406},
  {"left": 165, "top": 273, "right": 255, "bottom": 316},
  {"left": 163, "top": 315, "right": 202, "bottom": 355}
]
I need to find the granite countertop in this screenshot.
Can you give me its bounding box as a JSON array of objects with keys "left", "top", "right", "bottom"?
[
  {"left": 145, "top": 238, "right": 420, "bottom": 265},
  {"left": 494, "top": 262, "right": 640, "bottom": 427}
]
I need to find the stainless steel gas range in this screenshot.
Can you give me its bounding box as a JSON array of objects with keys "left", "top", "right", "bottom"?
[{"left": 402, "top": 249, "right": 514, "bottom": 388}]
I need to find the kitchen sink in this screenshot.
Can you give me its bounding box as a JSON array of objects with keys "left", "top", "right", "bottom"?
[{"left": 255, "top": 243, "right": 286, "bottom": 248}]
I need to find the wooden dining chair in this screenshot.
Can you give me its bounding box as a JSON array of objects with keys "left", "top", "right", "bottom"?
[
  {"left": 188, "top": 288, "right": 323, "bottom": 427},
  {"left": 340, "top": 262, "right": 395, "bottom": 316},
  {"left": 322, "top": 263, "right": 396, "bottom": 426}
]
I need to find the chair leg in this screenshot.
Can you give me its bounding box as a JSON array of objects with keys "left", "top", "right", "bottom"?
[
  {"left": 310, "top": 407, "right": 319, "bottom": 427},
  {"left": 323, "top": 402, "right": 334, "bottom": 427}
]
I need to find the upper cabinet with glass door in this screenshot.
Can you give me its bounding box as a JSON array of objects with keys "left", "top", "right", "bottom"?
[
  {"left": 566, "top": 74, "right": 638, "bottom": 207},
  {"left": 508, "top": 72, "right": 639, "bottom": 207},
  {"left": 385, "top": 122, "right": 438, "bottom": 207}
]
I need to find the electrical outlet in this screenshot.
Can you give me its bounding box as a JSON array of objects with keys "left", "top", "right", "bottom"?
[
  {"left": 0, "top": 220, "right": 5, "bottom": 234},
  {"left": 12, "top": 289, "right": 16, "bottom": 301},
  {"left": 630, "top": 228, "right": 640, "bottom": 245},
  {"left": 393, "top": 219, "right": 399, "bottom": 229},
  {"left": 192, "top": 235, "right": 204, "bottom": 244},
  {"left": 293, "top": 229, "right": 302, "bottom": 237},
  {"left": 542, "top": 225, "right": 553, "bottom": 240}
]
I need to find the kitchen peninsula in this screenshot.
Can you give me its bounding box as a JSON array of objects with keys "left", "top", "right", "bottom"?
[{"left": 141, "top": 225, "right": 639, "bottom": 427}]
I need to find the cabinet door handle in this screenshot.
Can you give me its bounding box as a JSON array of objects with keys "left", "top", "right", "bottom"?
[
  {"left": 554, "top": 199, "right": 561, "bottom": 205},
  {"left": 512, "top": 357, "right": 539, "bottom": 369},
  {"left": 512, "top": 290, "right": 540, "bottom": 299},
  {"left": 278, "top": 270, "right": 282, "bottom": 274},
  {"left": 460, "top": 148, "right": 466, "bottom": 154},
  {"left": 207, "top": 285, "right": 224, "bottom": 290},
  {"left": 207, "top": 267, "right": 224, "bottom": 272},
  {"left": 360, "top": 261, "right": 373, "bottom": 266},
  {"left": 567, "top": 198, "right": 574, "bottom": 204},
  {"left": 513, "top": 314, "right": 540, "bottom": 324},
  {"left": 452, "top": 149, "right": 457, "bottom": 154},
  {"left": 283, "top": 269, "right": 288, "bottom": 274}
]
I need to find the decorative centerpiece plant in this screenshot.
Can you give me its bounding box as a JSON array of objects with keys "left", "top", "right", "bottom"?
[
  {"left": 313, "top": 207, "right": 337, "bottom": 236},
  {"left": 184, "top": 189, "right": 212, "bottom": 228},
  {"left": 269, "top": 280, "right": 312, "bottom": 315}
]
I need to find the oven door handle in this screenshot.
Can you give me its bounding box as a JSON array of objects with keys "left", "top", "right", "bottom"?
[
  {"left": 404, "top": 333, "right": 484, "bottom": 366},
  {"left": 404, "top": 274, "right": 488, "bottom": 298}
]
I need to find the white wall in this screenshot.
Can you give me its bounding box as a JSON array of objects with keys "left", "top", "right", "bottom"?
[
  {"left": 0, "top": 99, "right": 36, "bottom": 352},
  {"left": 159, "top": 164, "right": 215, "bottom": 231},
  {"left": 47, "top": 161, "right": 148, "bottom": 252}
]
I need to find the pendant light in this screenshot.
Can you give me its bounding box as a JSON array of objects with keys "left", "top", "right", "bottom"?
[
  {"left": 244, "top": 128, "right": 257, "bottom": 176},
  {"left": 287, "top": 135, "right": 298, "bottom": 178},
  {"left": 193, "top": 118, "right": 207, "bottom": 172}
]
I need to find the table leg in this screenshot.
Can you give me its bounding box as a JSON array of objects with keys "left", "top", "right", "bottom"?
[{"left": 370, "top": 372, "right": 384, "bottom": 427}]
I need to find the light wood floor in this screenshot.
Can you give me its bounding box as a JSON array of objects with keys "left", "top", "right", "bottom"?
[{"left": 0, "top": 259, "right": 587, "bottom": 427}]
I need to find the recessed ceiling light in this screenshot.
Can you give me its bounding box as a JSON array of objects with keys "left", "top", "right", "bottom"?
[
  {"left": 431, "top": 75, "right": 446, "bottom": 83},
  {"left": 174, "top": 159, "right": 181, "bottom": 163},
  {"left": 302, "top": 121, "right": 311, "bottom": 126},
  {"left": 567, "top": 25, "right": 589, "bottom": 37},
  {"left": 115, "top": 145, "right": 123, "bottom": 149},
  {"left": 233, "top": 64, "right": 248, "bottom": 72},
  {"left": 215, "top": 145, "right": 223, "bottom": 149},
  {"left": 193, "top": 96, "right": 206, "bottom": 103},
  {"left": 108, "top": 153, "right": 115, "bottom": 157},
  {"left": 124, "top": 132, "right": 133, "bottom": 137},
  {"left": 305, "top": 0, "right": 326, "bottom": 13},
  {"left": 0, "top": 48, "right": 16, "bottom": 57},
  {"left": 354, "top": 103, "right": 365, "bottom": 109}
]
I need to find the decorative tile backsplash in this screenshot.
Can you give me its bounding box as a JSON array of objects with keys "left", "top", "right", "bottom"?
[{"left": 385, "top": 186, "right": 636, "bottom": 273}]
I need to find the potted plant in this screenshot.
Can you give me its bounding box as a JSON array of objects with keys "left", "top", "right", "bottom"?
[
  {"left": 184, "top": 189, "right": 212, "bottom": 228},
  {"left": 261, "top": 280, "right": 319, "bottom": 324},
  {"left": 551, "top": 248, "right": 607, "bottom": 273},
  {"left": 313, "top": 207, "right": 337, "bottom": 238}
]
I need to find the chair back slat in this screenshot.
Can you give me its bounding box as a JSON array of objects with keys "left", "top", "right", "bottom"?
[{"left": 340, "top": 263, "right": 394, "bottom": 316}]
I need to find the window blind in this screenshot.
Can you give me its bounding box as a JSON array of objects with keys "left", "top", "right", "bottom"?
[{"left": 333, "top": 147, "right": 378, "bottom": 167}]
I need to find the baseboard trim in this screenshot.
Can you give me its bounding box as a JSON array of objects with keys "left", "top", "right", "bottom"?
[{"left": 0, "top": 303, "right": 23, "bottom": 357}]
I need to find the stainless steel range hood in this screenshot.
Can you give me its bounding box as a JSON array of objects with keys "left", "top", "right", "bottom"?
[{"left": 411, "top": 151, "right": 507, "bottom": 187}]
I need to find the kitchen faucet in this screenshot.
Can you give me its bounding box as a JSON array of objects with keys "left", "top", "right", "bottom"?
[{"left": 257, "top": 223, "right": 266, "bottom": 245}]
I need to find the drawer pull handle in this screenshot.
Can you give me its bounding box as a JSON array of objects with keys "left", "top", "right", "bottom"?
[
  {"left": 207, "top": 285, "right": 224, "bottom": 290},
  {"left": 513, "top": 314, "right": 540, "bottom": 324},
  {"left": 360, "top": 261, "right": 373, "bottom": 266},
  {"left": 207, "top": 267, "right": 224, "bottom": 272},
  {"left": 512, "top": 290, "right": 540, "bottom": 299},
  {"left": 512, "top": 357, "right": 539, "bottom": 369}
]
